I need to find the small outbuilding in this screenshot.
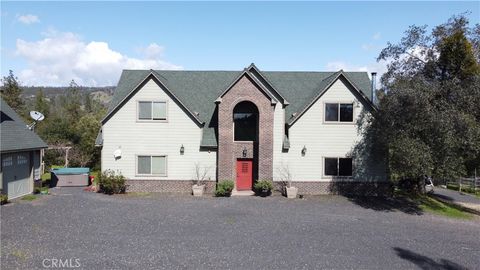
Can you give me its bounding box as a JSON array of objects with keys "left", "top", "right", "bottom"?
[{"left": 0, "top": 98, "right": 48, "bottom": 199}]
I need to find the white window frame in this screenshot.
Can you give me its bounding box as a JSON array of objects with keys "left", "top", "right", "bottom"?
[
  {"left": 323, "top": 156, "right": 353, "bottom": 178},
  {"left": 135, "top": 155, "right": 168, "bottom": 177},
  {"left": 136, "top": 100, "right": 168, "bottom": 122},
  {"left": 323, "top": 101, "right": 355, "bottom": 124}
]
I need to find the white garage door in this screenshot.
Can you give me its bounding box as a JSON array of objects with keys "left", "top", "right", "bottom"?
[{"left": 2, "top": 152, "right": 32, "bottom": 199}]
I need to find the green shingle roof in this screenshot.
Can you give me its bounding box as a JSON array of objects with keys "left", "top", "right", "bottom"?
[
  {"left": 1, "top": 98, "right": 48, "bottom": 152},
  {"left": 101, "top": 68, "right": 372, "bottom": 148}
]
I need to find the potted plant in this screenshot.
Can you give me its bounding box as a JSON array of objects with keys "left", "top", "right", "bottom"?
[
  {"left": 277, "top": 164, "right": 298, "bottom": 199},
  {"left": 40, "top": 187, "right": 49, "bottom": 195},
  {"left": 192, "top": 163, "right": 211, "bottom": 196},
  {"left": 254, "top": 180, "right": 273, "bottom": 197},
  {"left": 215, "top": 180, "right": 235, "bottom": 197}
]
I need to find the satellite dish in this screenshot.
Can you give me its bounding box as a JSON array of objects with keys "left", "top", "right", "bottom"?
[
  {"left": 113, "top": 148, "right": 122, "bottom": 160},
  {"left": 27, "top": 111, "right": 45, "bottom": 130},
  {"left": 30, "top": 111, "right": 45, "bottom": 121}
]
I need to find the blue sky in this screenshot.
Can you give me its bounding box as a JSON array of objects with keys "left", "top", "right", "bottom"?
[{"left": 1, "top": 1, "right": 479, "bottom": 86}]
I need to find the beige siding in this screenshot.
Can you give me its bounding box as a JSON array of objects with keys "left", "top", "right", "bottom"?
[
  {"left": 272, "top": 102, "right": 286, "bottom": 180},
  {"left": 274, "top": 78, "right": 386, "bottom": 182},
  {"left": 101, "top": 79, "right": 216, "bottom": 181}
]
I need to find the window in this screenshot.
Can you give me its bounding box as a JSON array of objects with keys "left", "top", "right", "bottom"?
[
  {"left": 233, "top": 101, "right": 258, "bottom": 141},
  {"left": 137, "top": 155, "right": 167, "bottom": 175},
  {"left": 138, "top": 101, "right": 167, "bottom": 120},
  {"left": 325, "top": 103, "right": 353, "bottom": 122},
  {"left": 2, "top": 156, "right": 13, "bottom": 167},
  {"left": 17, "top": 154, "right": 28, "bottom": 165},
  {"left": 324, "top": 157, "right": 352, "bottom": 176}
]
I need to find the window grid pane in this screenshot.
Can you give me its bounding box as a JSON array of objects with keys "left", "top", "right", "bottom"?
[
  {"left": 138, "top": 156, "right": 151, "bottom": 174},
  {"left": 340, "top": 104, "right": 353, "bottom": 122},
  {"left": 339, "top": 158, "right": 353, "bottom": 176},
  {"left": 325, "top": 104, "right": 339, "bottom": 121},
  {"left": 325, "top": 158, "right": 338, "bottom": 176},
  {"left": 139, "top": 102, "right": 152, "bottom": 120},
  {"left": 152, "top": 156, "right": 166, "bottom": 175},
  {"left": 152, "top": 102, "right": 166, "bottom": 120}
]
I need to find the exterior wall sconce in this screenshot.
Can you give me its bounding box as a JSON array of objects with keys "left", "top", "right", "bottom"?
[
  {"left": 180, "top": 144, "right": 185, "bottom": 155},
  {"left": 301, "top": 145, "right": 307, "bottom": 156},
  {"left": 242, "top": 147, "right": 247, "bottom": 158}
]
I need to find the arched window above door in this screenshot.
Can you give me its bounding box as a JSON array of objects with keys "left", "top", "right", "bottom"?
[{"left": 233, "top": 101, "right": 258, "bottom": 141}]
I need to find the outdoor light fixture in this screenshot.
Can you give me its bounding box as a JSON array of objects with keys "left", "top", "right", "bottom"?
[
  {"left": 301, "top": 145, "right": 307, "bottom": 156},
  {"left": 180, "top": 144, "right": 185, "bottom": 155},
  {"left": 242, "top": 147, "right": 247, "bottom": 157}
]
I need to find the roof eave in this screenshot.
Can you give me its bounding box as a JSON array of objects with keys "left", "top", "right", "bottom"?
[
  {"left": 101, "top": 70, "right": 204, "bottom": 126},
  {"left": 287, "top": 71, "right": 375, "bottom": 126}
]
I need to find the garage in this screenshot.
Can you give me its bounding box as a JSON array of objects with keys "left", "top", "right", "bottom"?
[
  {"left": 2, "top": 152, "right": 32, "bottom": 199},
  {"left": 1, "top": 98, "right": 47, "bottom": 200}
]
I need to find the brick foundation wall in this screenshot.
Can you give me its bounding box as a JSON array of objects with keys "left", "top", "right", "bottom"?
[
  {"left": 126, "top": 180, "right": 216, "bottom": 194},
  {"left": 126, "top": 179, "right": 391, "bottom": 196},
  {"left": 274, "top": 181, "right": 393, "bottom": 196}
]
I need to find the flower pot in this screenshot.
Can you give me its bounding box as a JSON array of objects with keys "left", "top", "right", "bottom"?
[
  {"left": 285, "top": 186, "right": 298, "bottom": 199},
  {"left": 192, "top": 184, "right": 205, "bottom": 197}
]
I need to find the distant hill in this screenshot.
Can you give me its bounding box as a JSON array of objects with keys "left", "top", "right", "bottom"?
[{"left": 21, "top": 86, "right": 114, "bottom": 105}]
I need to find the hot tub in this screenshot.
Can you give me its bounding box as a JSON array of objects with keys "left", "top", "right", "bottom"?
[{"left": 51, "top": 168, "right": 90, "bottom": 187}]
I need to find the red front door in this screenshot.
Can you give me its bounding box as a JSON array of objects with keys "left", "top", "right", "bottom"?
[{"left": 236, "top": 159, "right": 253, "bottom": 190}]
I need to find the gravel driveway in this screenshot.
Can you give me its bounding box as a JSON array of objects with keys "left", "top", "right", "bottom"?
[{"left": 1, "top": 187, "right": 479, "bottom": 270}]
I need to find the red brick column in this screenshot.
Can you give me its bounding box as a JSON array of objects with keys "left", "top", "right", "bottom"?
[{"left": 217, "top": 75, "right": 274, "bottom": 184}]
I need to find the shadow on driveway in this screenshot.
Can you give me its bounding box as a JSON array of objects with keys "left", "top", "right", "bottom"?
[
  {"left": 342, "top": 195, "right": 424, "bottom": 215},
  {"left": 393, "top": 247, "right": 467, "bottom": 270}
]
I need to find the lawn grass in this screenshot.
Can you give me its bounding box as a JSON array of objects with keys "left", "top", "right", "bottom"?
[
  {"left": 21, "top": 195, "right": 38, "bottom": 201},
  {"left": 418, "top": 196, "right": 473, "bottom": 219},
  {"left": 41, "top": 172, "right": 50, "bottom": 182}
]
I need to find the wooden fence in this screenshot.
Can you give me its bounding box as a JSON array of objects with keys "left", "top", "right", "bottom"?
[{"left": 446, "top": 177, "right": 479, "bottom": 193}]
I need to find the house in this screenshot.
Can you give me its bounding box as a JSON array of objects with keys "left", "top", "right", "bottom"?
[
  {"left": 96, "top": 64, "right": 388, "bottom": 195},
  {"left": 0, "top": 98, "right": 47, "bottom": 199}
]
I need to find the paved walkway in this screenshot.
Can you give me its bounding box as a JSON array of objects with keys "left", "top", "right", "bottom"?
[{"left": 432, "top": 187, "right": 480, "bottom": 213}]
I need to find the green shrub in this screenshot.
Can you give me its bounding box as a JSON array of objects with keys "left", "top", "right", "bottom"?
[
  {"left": 215, "top": 180, "right": 234, "bottom": 197},
  {"left": 98, "top": 170, "right": 126, "bottom": 194},
  {"left": 253, "top": 180, "right": 273, "bottom": 191},
  {"left": 0, "top": 194, "right": 8, "bottom": 205},
  {"left": 34, "top": 187, "right": 41, "bottom": 194},
  {"left": 254, "top": 180, "right": 273, "bottom": 195}
]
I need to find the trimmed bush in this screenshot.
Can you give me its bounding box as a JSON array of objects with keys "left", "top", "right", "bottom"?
[
  {"left": 254, "top": 180, "right": 273, "bottom": 196},
  {"left": 0, "top": 194, "right": 8, "bottom": 205},
  {"left": 98, "top": 170, "right": 126, "bottom": 195},
  {"left": 215, "top": 180, "right": 234, "bottom": 197}
]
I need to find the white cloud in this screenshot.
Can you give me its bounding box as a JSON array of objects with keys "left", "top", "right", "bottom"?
[
  {"left": 15, "top": 31, "right": 182, "bottom": 86},
  {"left": 325, "top": 60, "right": 389, "bottom": 86},
  {"left": 372, "top": 32, "right": 381, "bottom": 40},
  {"left": 17, "top": 14, "right": 40, "bottom": 24},
  {"left": 142, "top": 43, "right": 165, "bottom": 59}
]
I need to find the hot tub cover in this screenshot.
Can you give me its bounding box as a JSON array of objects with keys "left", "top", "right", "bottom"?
[{"left": 52, "top": 168, "right": 90, "bottom": 175}]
